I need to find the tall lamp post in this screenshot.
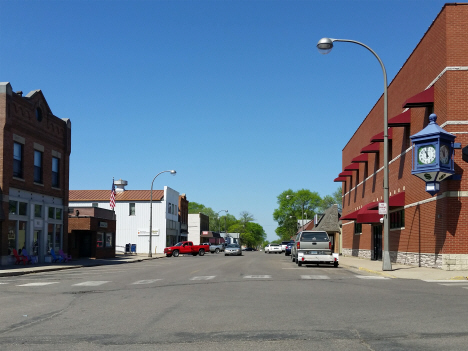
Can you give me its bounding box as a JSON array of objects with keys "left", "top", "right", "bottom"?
[
  {"left": 317, "top": 37, "right": 391, "bottom": 271},
  {"left": 149, "top": 170, "right": 177, "bottom": 257},
  {"left": 216, "top": 209, "right": 228, "bottom": 237}
]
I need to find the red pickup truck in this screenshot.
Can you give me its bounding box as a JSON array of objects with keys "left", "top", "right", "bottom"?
[{"left": 164, "top": 241, "right": 207, "bottom": 257}]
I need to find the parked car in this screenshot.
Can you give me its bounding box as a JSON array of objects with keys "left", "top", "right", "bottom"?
[
  {"left": 281, "top": 241, "right": 291, "bottom": 252},
  {"left": 209, "top": 243, "right": 225, "bottom": 254},
  {"left": 285, "top": 243, "right": 293, "bottom": 256},
  {"left": 264, "top": 244, "right": 282, "bottom": 254},
  {"left": 291, "top": 231, "right": 338, "bottom": 267},
  {"left": 164, "top": 241, "right": 207, "bottom": 257},
  {"left": 225, "top": 243, "right": 242, "bottom": 256}
]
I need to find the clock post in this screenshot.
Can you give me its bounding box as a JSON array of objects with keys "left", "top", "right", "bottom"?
[{"left": 410, "top": 114, "right": 456, "bottom": 195}]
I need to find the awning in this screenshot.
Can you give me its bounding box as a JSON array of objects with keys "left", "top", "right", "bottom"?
[
  {"left": 388, "top": 110, "right": 411, "bottom": 127},
  {"left": 338, "top": 171, "right": 354, "bottom": 177},
  {"left": 402, "top": 86, "right": 434, "bottom": 108},
  {"left": 361, "top": 143, "right": 380, "bottom": 153},
  {"left": 370, "top": 128, "right": 393, "bottom": 143},
  {"left": 356, "top": 205, "right": 382, "bottom": 224},
  {"left": 340, "top": 209, "right": 360, "bottom": 221},
  {"left": 352, "top": 154, "right": 368, "bottom": 163},
  {"left": 344, "top": 163, "right": 360, "bottom": 171},
  {"left": 367, "top": 192, "right": 405, "bottom": 210},
  {"left": 334, "top": 177, "right": 348, "bottom": 182}
]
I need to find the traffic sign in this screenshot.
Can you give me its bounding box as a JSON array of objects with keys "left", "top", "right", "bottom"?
[{"left": 378, "top": 202, "right": 388, "bottom": 215}]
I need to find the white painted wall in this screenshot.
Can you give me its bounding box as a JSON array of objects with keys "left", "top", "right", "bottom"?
[{"left": 70, "top": 186, "right": 180, "bottom": 254}]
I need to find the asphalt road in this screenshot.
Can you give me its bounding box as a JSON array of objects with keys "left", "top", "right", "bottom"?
[{"left": 1, "top": 251, "right": 468, "bottom": 350}]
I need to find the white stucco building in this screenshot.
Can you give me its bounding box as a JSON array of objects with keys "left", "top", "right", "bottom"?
[{"left": 69, "top": 180, "right": 180, "bottom": 254}]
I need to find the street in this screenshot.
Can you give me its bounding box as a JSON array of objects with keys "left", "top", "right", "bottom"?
[{"left": 1, "top": 252, "right": 468, "bottom": 350}]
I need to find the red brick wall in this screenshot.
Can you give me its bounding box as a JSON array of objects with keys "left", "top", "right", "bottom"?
[{"left": 341, "top": 4, "right": 468, "bottom": 258}]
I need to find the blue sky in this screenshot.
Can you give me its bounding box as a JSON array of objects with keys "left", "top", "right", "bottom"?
[{"left": 1, "top": 0, "right": 449, "bottom": 241}]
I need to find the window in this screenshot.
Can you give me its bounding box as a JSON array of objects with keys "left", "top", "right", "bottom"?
[
  {"left": 129, "top": 203, "right": 135, "bottom": 216},
  {"left": 49, "top": 207, "right": 55, "bottom": 219},
  {"left": 34, "top": 150, "right": 43, "bottom": 183},
  {"left": 390, "top": 210, "right": 405, "bottom": 229},
  {"left": 52, "top": 157, "right": 60, "bottom": 187},
  {"left": 97, "top": 232, "right": 104, "bottom": 248},
  {"left": 354, "top": 222, "right": 362, "bottom": 234},
  {"left": 13, "top": 142, "right": 23, "bottom": 178},
  {"left": 36, "top": 107, "right": 43, "bottom": 122},
  {"left": 19, "top": 202, "right": 27, "bottom": 216},
  {"left": 9, "top": 201, "right": 17, "bottom": 215},
  {"left": 106, "top": 233, "right": 113, "bottom": 247},
  {"left": 10, "top": 201, "right": 27, "bottom": 216},
  {"left": 34, "top": 204, "right": 42, "bottom": 218},
  {"left": 54, "top": 225, "right": 62, "bottom": 252},
  {"left": 168, "top": 203, "right": 172, "bottom": 214},
  {"left": 55, "top": 208, "right": 62, "bottom": 220},
  {"left": 92, "top": 203, "right": 98, "bottom": 207}
]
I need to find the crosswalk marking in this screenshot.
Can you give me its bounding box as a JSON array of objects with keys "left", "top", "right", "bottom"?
[
  {"left": 191, "top": 276, "right": 215, "bottom": 280},
  {"left": 356, "top": 275, "right": 390, "bottom": 280},
  {"left": 132, "top": 279, "right": 162, "bottom": 284},
  {"left": 244, "top": 275, "right": 271, "bottom": 279},
  {"left": 301, "top": 275, "right": 330, "bottom": 280},
  {"left": 72, "top": 281, "right": 110, "bottom": 286},
  {"left": 17, "top": 282, "right": 59, "bottom": 286}
]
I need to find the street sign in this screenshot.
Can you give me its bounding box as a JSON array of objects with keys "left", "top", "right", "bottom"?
[{"left": 378, "top": 203, "right": 388, "bottom": 215}]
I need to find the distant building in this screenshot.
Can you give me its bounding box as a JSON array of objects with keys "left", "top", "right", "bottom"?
[
  {"left": 70, "top": 181, "right": 181, "bottom": 254},
  {"left": 188, "top": 213, "right": 209, "bottom": 245}
]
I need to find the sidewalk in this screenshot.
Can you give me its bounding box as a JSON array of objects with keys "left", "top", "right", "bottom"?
[
  {"left": 339, "top": 255, "right": 468, "bottom": 280},
  {"left": 0, "top": 253, "right": 165, "bottom": 277}
]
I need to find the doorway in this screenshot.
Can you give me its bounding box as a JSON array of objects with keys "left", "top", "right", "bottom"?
[
  {"left": 372, "top": 225, "right": 382, "bottom": 261},
  {"left": 79, "top": 232, "right": 92, "bottom": 257}
]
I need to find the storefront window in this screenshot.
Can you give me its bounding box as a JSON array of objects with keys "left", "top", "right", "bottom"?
[
  {"left": 54, "top": 224, "right": 62, "bottom": 252},
  {"left": 49, "top": 207, "right": 55, "bottom": 219},
  {"left": 97, "top": 232, "right": 104, "bottom": 248},
  {"left": 56, "top": 208, "right": 62, "bottom": 220},
  {"left": 48, "top": 223, "right": 54, "bottom": 254},
  {"left": 18, "top": 221, "right": 27, "bottom": 253},
  {"left": 8, "top": 221, "right": 15, "bottom": 255},
  {"left": 106, "top": 233, "right": 113, "bottom": 247}
]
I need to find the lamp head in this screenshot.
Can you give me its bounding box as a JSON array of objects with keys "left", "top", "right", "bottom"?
[
  {"left": 170, "top": 170, "right": 177, "bottom": 175},
  {"left": 317, "top": 37, "right": 334, "bottom": 54}
]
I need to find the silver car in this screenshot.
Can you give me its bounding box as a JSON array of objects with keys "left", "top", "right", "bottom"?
[{"left": 224, "top": 244, "right": 242, "bottom": 256}]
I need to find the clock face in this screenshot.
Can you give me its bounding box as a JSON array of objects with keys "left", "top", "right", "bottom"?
[
  {"left": 440, "top": 144, "right": 450, "bottom": 164},
  {"left": 418, "top": 145, "right": 436, "bottom": 165}
]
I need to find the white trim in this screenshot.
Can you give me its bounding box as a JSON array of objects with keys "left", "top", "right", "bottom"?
[{"left": 404, "top": 191, "right": 468, "bottom": 209}]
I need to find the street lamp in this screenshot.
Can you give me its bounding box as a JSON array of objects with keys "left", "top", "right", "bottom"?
[
  {"left": 317, "top": 37, "right": 391, "bottom": 271},
  {"left": 216, "top": 209, "right": 228, "bottom": 237},
  {"left": 149, "top": 170, "right": 176, "bottom": 257}
]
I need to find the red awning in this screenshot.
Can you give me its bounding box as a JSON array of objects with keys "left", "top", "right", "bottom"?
[
  {"left": 340, "top": 209, "right": 360, "bottom": 221},
  {"left": 388, "top": 110, "right": 411, "bottom": 127},
  {"left": 402, "top": 86, "right": 434, "bottom": 108},
  {"left": 367, "top": 192, "right": 405, "bottom": 210},
  {"left": 361, "top": 143, "right": 380, "bottom": 153},
  {"left": 339, "top": 171, "right": 354, "bottom": 177},
  {"left": 370, "top": 128, "right": 393, "bottom": 143},
  {"left": 344, "top": 163, "right": 360, "bottom": 171},
  {"left": 352, "top": 154, "right": 368, "bottom": 163},
  {"left": 334, "top": 177, "right": 347, "bottom": 182},
  {"left": 356, "top": 209, "right": 382, "bottom": 224}
]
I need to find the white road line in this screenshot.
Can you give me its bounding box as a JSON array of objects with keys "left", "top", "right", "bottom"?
[
  {"left": 301, "top": 275, "right": 330, "bottom": 280},
  {"left": 190, "top": 276, "right": 216, "bottom": 280},
  {"left": 132, "top": 279, "right": 162, "bottom": 284},
  {"left": 244, "top": 275, "right": 271, "bottom": 279},
  {"left": 356, "top": 275, "right": 390, "bottom": 280},
  {"left": 17, "top": 282, "right": 59, "bottom": 286},
  {"left": 439, "top": 283, "right": 468, "bottom": 286},
  {"left": 72, "top": 281, "right": 110, "bottom": 286},
  {"left": 423, "top": 280, "right": 468, "bottom": 283}
]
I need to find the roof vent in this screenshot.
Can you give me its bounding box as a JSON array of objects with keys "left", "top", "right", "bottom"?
[
  {"left": 114, "top": 179, "right": 128, "bottom": 192},
  {"left": 16, "top": 91, "right": 23, "bottom": 96}
]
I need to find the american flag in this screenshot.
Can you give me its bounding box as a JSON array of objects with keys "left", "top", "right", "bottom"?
[{"left": 110, "top": 180, "right": 116, "bottom": 210}]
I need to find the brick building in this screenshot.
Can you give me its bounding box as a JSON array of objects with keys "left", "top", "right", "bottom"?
[
  {"left": 0, "top": 82, "right": 71, "bottom": 265},
  {"left": 337, "top": 4, "right": 468, "bottom": 270}
]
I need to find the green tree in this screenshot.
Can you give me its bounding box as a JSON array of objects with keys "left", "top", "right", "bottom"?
[
  {"left": 188, "top": 202, "right": 206, "bottom": 214},
  {"left": 273, "top": 189, "right": 322, "bottom": 241},
  {"left": 319, "top": 186, "right": 343, "bottom": 212}
]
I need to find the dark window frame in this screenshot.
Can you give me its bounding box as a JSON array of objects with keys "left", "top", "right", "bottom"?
[
  {"left": 13, "top": 142, "right": 23, "bottom": 178},
  {"left": 34, "top": 150, "right": 43, "bottom": 184}
]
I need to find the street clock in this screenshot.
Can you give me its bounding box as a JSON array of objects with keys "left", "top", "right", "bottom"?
[{"left": 410, "top": 114, "right": 456, "bottom": 196}]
